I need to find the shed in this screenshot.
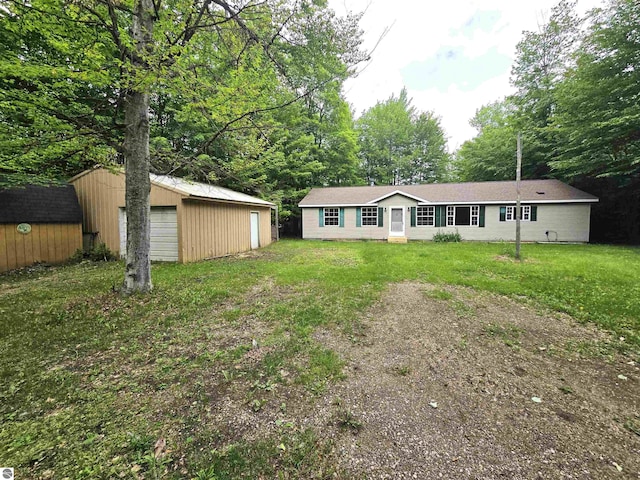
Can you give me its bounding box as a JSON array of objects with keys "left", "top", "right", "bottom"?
[
  {"left": 70, "top": 168, "right": 276, "bottom": 262},
  {"left": 0, "top": 185, "right": 83, "bottom": 272}
]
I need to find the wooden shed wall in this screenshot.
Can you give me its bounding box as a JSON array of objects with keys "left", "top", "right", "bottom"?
[
  {"left": 71, "top": 169, "right": 183, "bottom": 257},
  {"left": 0, "top": 223, "right": 82, "bottom": 273},
  {"left": 181, "top": 201, "right": 272, "bottom": 262}
]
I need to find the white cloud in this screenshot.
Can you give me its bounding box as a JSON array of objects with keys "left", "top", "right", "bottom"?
[{"left": 329, "top": 0, "right": 604, "bottom": 150}]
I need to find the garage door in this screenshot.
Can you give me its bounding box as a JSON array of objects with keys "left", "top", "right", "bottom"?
[{"left": 119, "top": 207, "right": 179, "bottom": 261}]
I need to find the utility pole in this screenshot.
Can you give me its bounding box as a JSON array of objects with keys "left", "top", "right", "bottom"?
[{"left": 515, "top": 133, "right": 522, "bottom": 260}]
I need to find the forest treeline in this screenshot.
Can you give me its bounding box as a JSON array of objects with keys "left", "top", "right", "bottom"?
[
  {"left": 457, "top": 0, "right": 639, "bottom": 244},
  {"left": 1, "top": 0, "right": 638, "bottom": 242}
]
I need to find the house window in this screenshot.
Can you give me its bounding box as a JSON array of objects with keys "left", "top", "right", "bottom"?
[
  {"left": 447, "top": 205, "right": 480, "bottom": 226},
  {"left": 324, "top": 208, "right": 339, "bottom": 226},
  {"left": 446, "top": 206, "right": 455, "bottom": 226},
  {"left": 417, "top": 206, "right": 434, "bottom": 226},
  {"left": 505, "top": 205, "right": 531, "bottom": 221},
  {"left": 361, "top": 207, "right": 378, "bottom": 226},
  {"left": 471, "top": 205, "right": 480, "bottom": 226}
]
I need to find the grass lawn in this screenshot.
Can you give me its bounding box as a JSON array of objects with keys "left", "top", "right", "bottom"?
[{"left": 1, "top": 240, "right": 639, "bottom": 479}]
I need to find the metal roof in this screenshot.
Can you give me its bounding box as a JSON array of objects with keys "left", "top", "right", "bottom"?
[
  {"left": 70, "top": 167, "right": 275, "bottom": 207},
  {"left": 299, "top": 179, "right": 598, "bottom": 207},
  {"left": 150, "top": 174, "right": 275, "bottom": 207}
]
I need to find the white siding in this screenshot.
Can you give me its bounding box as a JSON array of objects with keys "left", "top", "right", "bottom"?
[
  {"left": 302, "top": 202, "right": 592, "bottom": 242},
  {"left": 303, "top": 207, "right": 385, "bottom": 240}
]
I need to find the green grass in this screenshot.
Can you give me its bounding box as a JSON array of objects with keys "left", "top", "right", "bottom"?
[{"left": 1, "top": 240, "right": 639, "bottom": 478}]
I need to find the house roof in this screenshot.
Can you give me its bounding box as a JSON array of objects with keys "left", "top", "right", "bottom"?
[
  {"left": 299, "top": 180, "right": 598, "bottom": 207},
  {"left": 0, "top": 184, "right": 83, "bottom": 224},
  {"left": 149, "top": 173, "right": 275, "bottom": 207}
]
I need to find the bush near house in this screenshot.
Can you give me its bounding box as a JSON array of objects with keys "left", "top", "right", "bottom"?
[{"left": 432, "top": 230, "right": 462, "bottom": 242}]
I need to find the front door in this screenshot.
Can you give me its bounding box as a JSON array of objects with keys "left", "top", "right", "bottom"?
[
  {"left": 250, "top": 212, "right": 260, "bottom": 249},
  {"left": 389, "top": 207, "right": 405, "bottom": 237}
]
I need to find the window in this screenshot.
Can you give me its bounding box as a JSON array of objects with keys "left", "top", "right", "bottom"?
[
  {"left": 324, "top": 208, "right": 339, "bottom": 226},
  {"left": 417, "top": 206, "right": 434, "bottom": 226},
  {"left": 505, "top": 205, "right": 531, "bottom": 221},
  {"left": 506, "top": 206, "right": 515, "bottom": 221},
  {"left": 471, "top": 205, "right": 479, "bottom": 226},
  {"left": 361, "top": 207, "right": 378, "bottom": 226},
  {"left": 446, "top": 206, "right": 455, "bottom": 226},
  {"left": 447, "top": 205, "right": 480, "bottom": 226}
]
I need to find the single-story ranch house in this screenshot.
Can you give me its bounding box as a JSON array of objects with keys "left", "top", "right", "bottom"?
[
  {"left": 70, "top": 167, "right": 276, "bottom": 262},
  {"left": 299, "top": 180, "right": 598, "bottom": 243},
  {"left": 0, "top": 184, "right": 83, "bottom": 272}
]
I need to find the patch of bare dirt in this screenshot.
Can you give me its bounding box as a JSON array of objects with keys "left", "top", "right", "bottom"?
[{"left": 309, "top": 283, "right": 640, "bottom": 479}]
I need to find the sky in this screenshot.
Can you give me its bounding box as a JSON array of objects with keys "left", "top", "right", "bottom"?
[{"left": 328, "top": 0, "right": 603, "bottom": 151}]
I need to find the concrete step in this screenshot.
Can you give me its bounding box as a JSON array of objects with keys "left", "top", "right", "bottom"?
[{"left": 387, "top": 236, "right": 408, "bottom": 244}]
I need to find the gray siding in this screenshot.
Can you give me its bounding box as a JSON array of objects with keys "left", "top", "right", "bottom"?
[
  {"left": 303, "top": 206, "right": 386, "bottom": 240},
  {"left": 302, "top": 202, "right": 592, "bottom": 242}
]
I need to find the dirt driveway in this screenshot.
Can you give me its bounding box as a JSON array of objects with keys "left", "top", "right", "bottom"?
[{"left": 308, "top": 283, "right": 640, "bottom": 479}]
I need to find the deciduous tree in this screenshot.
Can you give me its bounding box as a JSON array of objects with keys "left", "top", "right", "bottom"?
[
  {"left": 356, "top": 89, "right": 450, "bottom": 185},
  {"left": 0, "top": 0, "right": 366, "bottom": 291}
]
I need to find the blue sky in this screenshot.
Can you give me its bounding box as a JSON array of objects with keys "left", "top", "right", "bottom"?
[
  {"left": 328, "top": 0, "right": 602, "bottom": 150},
  {"left": 401, "top": 46, "right": 512, "bottom": 93}
]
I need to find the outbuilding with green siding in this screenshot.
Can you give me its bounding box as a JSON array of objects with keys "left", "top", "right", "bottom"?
[{"left": 299, "top": 180, "right": 598, "bottom": 243}]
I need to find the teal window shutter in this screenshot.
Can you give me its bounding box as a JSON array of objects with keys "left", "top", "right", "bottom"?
[
  {"left": 339, "top": 208, "right": 344, "bottom": 227},
  {"left": 410, "top": 207, "right": 416, "bottom": 227},
  {"left": 479, "top": 206, "right": 486, "bottom": 227},
  {"left": 531, "top": 206, "right": 537, "bottom": 221},
  {"left": 378, "top": 207, "right": 384, "bottom": 227},
  {"left": 435, "top": 205, "right": 445, "bottom": 227},
  {"left": 499, "top": 206, "right": 506, "bottom": 222},
  {"left": 318, "top": 208, "right": 324, "bottom": 227},
  {"left": 356, "top": 207, "right": 362, "bottom": 227}
]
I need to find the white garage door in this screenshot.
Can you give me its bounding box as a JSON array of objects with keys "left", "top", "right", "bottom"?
[{"left": 119, "top": 207, "right": 179, "bottom": 261}]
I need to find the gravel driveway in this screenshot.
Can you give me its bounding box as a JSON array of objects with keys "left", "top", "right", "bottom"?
[{"left": 310, "top": 283, "right": 640, "bottom": 479}]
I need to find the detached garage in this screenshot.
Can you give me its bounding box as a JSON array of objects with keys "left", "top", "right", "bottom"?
[
  {"left": 0, "top": 185, "right": 83, "bottom": 273},
  {"left": 70, "top": 168, "right": 276, "bottom": 263}
]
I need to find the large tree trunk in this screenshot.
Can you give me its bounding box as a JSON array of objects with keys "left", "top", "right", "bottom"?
[{"left": 123, "top": 0, "right": 154, "bottom": 294}]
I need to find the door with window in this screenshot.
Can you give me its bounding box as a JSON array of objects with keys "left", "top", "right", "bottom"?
[{"left": 389, "top": 207, "right": 405, "bottom": 236}]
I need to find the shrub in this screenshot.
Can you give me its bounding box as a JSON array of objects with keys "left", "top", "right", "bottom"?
[
  {"left": 88, "top": 242, "right": 117, "bottom": 261},
  {"left": 89, "top": 242, "right": 117, "bottom": 261},
  {"left": 72, "top": 243, "right": 117, "bottom": 262},
  {"left": 432, "top": 230, "right": 462, "bottom": 243}
]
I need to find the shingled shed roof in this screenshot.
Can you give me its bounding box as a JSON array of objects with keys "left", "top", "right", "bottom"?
[
  {"left": 299, "top": 179, "right": 598, "bottom": 206},
  {"left": 0, "top": 185, "right": 83, "bottom": 224}
]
